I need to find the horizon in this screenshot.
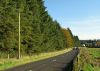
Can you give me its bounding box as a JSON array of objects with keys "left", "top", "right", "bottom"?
[{"left": 44, "top": 0, "right": 100, "bottom": 40}]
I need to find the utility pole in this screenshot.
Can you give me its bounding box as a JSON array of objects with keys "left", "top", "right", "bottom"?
[{"left": 18, "top": 9, "right": 21, "bottom": 59}]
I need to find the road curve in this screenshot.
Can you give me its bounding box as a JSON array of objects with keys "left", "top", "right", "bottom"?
[{"left": 3, "top": 48, "right": 79, "bottom": 71}]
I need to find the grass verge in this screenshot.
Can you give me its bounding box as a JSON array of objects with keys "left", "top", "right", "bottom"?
[
  {"left": 83, "top": 63, "right": 94, "bottom": 71},
  {"left": 77, "top": 47, "right": 100, "bottom": 71}
]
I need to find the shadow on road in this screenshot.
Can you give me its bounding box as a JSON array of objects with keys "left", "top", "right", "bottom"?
[{"left": 62, "top": 60, "right": 73, "bottom": 71}]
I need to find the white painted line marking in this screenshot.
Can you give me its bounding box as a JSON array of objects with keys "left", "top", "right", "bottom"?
[{"left": 52, "top": 59, "right": 56, "bottom": 62}]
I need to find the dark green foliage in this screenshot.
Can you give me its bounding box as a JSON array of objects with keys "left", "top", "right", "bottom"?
[
  {"left": 0, "top": 0, "right": 67, "bottom": 57},
  {"left": 74, "top": 36, "right": 81, "bottom": 47},
  {"left": 80, "top": 40, "right": 100, "bottom": 48},
  {"left": 0, "top": 0, "right": 18, "bottom": 54}
]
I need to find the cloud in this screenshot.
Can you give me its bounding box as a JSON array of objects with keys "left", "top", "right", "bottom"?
[
  {"left": 60, "top": 16, "right": 100, "bottom": 40},
  {"left": 78, "top": 33, "right": 100, "bottom": 40},
  {"left": 67, "top": 16, "right": 100, "bottom": 27}
]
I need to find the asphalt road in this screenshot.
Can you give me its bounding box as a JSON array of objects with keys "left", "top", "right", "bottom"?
[{"left": 3, "top": 48, "right": 79, "bottom": 71}]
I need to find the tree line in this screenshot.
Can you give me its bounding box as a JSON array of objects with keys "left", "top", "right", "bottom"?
[
  {"left": 0, "top": 0, "right": 80, "bottom": 58},
  {"left": 81, "top": 40, "right": 100, "bottom": 48}
]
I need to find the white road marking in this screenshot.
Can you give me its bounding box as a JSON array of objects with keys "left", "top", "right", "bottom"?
[{"left": 52, "top": 59, "right": 56, "bottom": 62}]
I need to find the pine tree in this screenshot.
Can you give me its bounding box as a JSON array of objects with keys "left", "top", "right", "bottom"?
[
  {"left": 0, "top": 0, "right": 68, "bottom": 58},
  {"left": 74, "top": 36, "right": 81, "bottom": 47}
]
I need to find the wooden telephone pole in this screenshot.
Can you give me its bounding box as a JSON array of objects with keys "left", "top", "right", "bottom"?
[{"left": 18, "top": 9, "right": 21, "bottom": 59}]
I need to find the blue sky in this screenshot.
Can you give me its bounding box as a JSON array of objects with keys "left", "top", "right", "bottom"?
[{"left": 44, "top": 0, "right": 100, "bottom": 40}]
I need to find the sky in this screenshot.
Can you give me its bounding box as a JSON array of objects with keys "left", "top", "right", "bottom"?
[{"left": 44, "top": 0, "right": 100, "bottom": 40}]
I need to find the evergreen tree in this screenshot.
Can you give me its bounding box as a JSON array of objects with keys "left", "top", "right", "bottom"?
[
  {"left": 0, "top": 0, "right": 19, "bottom": 56},
  {"left": 74, "top": 36, "right": 81, "bottom": 47},
  {"left": 0, "top": 0, "right": 68, "bottom": 58}
]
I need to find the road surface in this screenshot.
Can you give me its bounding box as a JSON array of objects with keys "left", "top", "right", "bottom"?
[{"left": 4, "top": 48, "right": 79, "bottom": 71}]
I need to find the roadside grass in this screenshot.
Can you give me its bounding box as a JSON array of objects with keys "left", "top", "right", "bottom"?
[
  {"left": 79, "top": 48, "right": 100, "bottom": 71},
  {"left": 94, "top": 67, "right": 100, "bottom": 71},
  {"left": 83, "top": 63, "right": 94, "bottom": 71},
  {"left": 87, "top": 48, "right": 100, "bottom": 59},
  {"left": 0, "top": 48, "right": 72, "bottom": 70},
  {"left": 87, "top": 48, "right": 100, "bottom": 71}
]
